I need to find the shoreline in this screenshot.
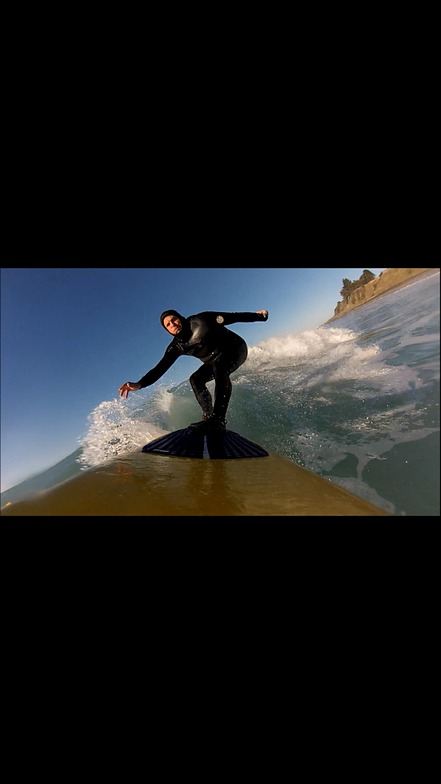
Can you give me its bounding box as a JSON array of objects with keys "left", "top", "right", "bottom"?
[{"left": 326, "top": 268, "right": 439, "bottom": 324}]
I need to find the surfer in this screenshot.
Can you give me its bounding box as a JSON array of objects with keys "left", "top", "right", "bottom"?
[{"left": 119, "top": 308, "right": 269, "bottom": 431}]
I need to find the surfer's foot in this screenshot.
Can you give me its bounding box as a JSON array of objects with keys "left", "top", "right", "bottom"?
[
  {"left": 187, "top": 415, "right": 226, "bottom": 432},
  {"left": 205, "top": 415, "right": 226, "bottom": 431},
  {"left": 187, "top": 419, "right": 208, "bottom": 431}
]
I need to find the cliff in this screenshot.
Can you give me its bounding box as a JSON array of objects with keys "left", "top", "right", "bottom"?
[{"left": 327, "top": 268, "right": 438, "bottom": 322}]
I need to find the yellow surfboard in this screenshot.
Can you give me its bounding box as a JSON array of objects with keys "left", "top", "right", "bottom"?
[{"left": 1, "top": 449, "right": 390, "bottom": 517}]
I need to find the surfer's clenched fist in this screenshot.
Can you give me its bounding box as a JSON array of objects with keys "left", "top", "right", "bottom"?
[
  {"left": 119, "top": 381, "right": 141, "bottom": 399},
  {"left": 256, "top": 310, "right": 268, "bottom": 319}
]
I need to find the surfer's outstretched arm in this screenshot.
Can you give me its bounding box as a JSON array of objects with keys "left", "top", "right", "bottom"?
[
  {"left": 119, "top": 344, "right": 180, "bottom": 399},
  {"left": 214, "top": 310, "right": 268, "bottom": 325}
]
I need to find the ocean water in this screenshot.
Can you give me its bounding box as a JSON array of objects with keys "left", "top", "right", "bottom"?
[{"left": 2, "top": 271, "right": 439, "bottom": 516}]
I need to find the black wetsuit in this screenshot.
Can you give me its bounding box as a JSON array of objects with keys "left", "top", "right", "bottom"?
[{"left": 137, "top": 310, "right": 268, "bottom": 421}]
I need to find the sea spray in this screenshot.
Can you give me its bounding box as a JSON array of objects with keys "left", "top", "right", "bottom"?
[{"left": 78, "top": 395, "right": 169, "bottom": 468}]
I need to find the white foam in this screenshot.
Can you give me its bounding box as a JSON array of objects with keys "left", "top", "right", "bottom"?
[
  {"left": 78, "top": 397, "right": 168, "bottom": 468},
  {"left": 245, "top": 327, "right": 355, "bottom": 370}
]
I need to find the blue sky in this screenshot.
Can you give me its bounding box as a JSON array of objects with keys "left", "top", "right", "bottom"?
[{"left": 1, "top": 266, "right": 385, "bottom": 491}]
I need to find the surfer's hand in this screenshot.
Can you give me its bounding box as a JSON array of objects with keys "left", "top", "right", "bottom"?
[
  {"left": 119, "top": 381, "right": 141, "bottom": 399},
  {"left": 257, "top": 310, "right": 268, "bottom": 319}
]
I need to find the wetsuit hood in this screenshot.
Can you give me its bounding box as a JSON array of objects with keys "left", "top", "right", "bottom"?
[{"left": 160, "top": 309, "right": 188, "bottom": 334}]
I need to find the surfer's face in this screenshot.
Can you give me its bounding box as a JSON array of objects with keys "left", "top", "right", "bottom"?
[{"left": 163, "top": 315, "right": 182, "bottom": 334}]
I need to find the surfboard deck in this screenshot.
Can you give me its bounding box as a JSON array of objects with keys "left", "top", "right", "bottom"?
[{"left": 1, "top": 447, "right": 390, "bottom": 516}]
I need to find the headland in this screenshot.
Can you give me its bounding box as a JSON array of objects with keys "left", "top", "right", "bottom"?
[{"left": 327, "top": 268, "right": 439, "bottom": 323}]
